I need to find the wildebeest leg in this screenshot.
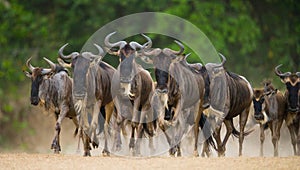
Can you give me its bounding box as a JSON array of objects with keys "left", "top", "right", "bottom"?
[
  {"left": 296, "top": 121, "right": 300, "bottom": 155},
  {"left": 219, "top": 119, "right": 233, "bottom": 156},
  {"left": 273, "top": 119, "right": 283, "bottom": 157},
  {"left": 158, "top": 116, "right": 173, "bottom": 156},
  {"left": 201, "top": 141, "right": 211, "bottom": 157},
  {"left": 170, "top": 102, "right": 183, "bottom": 156},
  {"left": 90, "top": 101, "right": 101, "bottom": 148},
  {"left": 194, "top": 105, "right": 203, "bottom": 157},
  {"left": 259, "top": 123, "right": 265, "bottom": 156},
  {"left": 51, "top": 106, "right": 68, "bottom": 153},
  {"left": 214, "top": 125, "right": 223, "bottom": 157},
  {"left": 134, "top": 123, "right": 144, "bottom": 156},
  {"left": 102, "top": 101, "right": 114, "bottom": 156},
  {"left": 82, "top": 131, "right": 91, "bottom": 156},
  {"left": 238, "top": 108, "right": 250, "bottom": 156},
  {"left": 287, "top": 121, "right": 297, "bottom": 155},
  {"left": 71, "top": 116, "right": 80, "bottom": 153},
  {"left": 113, "top": 110, "right": 124, "bottom": 152}
]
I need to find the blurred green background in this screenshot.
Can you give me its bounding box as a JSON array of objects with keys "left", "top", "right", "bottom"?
[{"left": 0, "top": 0, "right": 299, "bottom": 151}]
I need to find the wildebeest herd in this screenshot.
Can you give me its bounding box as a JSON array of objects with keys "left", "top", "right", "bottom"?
[{"left": 24, "top": 32, "right": 300, "bottom": 157}]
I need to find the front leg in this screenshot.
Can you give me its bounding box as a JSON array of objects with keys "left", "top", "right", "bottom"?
[
  {"left": 259, "top": 123, "right": 265, "bottom": 156},
  {"left": 51, "top": 107, "right": 67, "bottom": 153}
]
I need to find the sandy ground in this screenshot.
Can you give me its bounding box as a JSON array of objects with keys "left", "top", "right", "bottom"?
[
  {"left": 0, "top": 153, "right": 300, "bottom": 170},
  {"left": 1, "top": 106, "right": 300, "bottom": 169}
]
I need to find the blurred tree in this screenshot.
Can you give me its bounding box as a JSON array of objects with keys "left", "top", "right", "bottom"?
[{"left": 0, "top": 0, "right": 299, "bottom": 149}]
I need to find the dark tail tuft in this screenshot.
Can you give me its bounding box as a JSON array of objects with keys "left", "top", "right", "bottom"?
[
  {"left": 199, "top": 114, "right": 217, "bottom": 151},
  {"left": 231, "top": 119, "right": 254, "bottom": 138}
]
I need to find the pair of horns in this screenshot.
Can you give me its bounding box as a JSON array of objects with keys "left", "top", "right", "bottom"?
[
  {"left": 59, "top": 43, "right": 104, "bottom": 60},
  {"left": 26, "top": 57, "right": 56, "bottom": 75},
  {"left": 104, "top": 31, "right": 152, "bottom": 51}
]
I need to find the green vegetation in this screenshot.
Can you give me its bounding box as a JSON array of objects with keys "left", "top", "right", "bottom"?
[{"left": 0, "top": 0, "right": 299, "bottom": 148}]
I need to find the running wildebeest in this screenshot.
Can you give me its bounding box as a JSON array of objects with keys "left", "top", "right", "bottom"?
[
  {"left": 275, "top": 65, "right": 300, "bottom": 155},
  {"left": 104, "top": 32, "right": 156, "bottom": 155},
  {"left": 141, "top": 40, "right": 216, "bottom": 157},
  {"left": 24, "top": 57, "right": 79, "bottom": 154},
  {"left": 58, "top": 43, "right": 115, "bottom": 156},
  {"left": 252, "top": 80, "right": 286, "bottom": 156},
  {"left": 205, "top": 54, "right": 253, "bottom": 156}
]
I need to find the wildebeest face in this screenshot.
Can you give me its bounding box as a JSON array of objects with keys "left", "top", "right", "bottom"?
[
  {"left": 72, "top": 55, "right": 91, "bottom": 100},
  {"left": 153, "top": 53, "right": 172, "bottom": 93},
  {"left": 58, "top": 43, "right": 104, "bottom": 101},
  {"left": 30, "top": 68, "right": 44, "bottom": 105},
  {"left": 119, "top": 44, "right": 135, "bottom": 83},
  {"left": 275, "top": 65, "right": 300, "bottom": 112},
  {"left": 252, "top": 89, "right": 268, "bottom": 123},
  {"left": 25, "top": 57, "right": 53, "bottom": 106},
  {"left": 284, "top": 75, "right": 300, "bottom": 112}
]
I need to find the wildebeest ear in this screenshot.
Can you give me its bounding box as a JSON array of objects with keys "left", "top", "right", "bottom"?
[
  {"left": 57, "top": 58, "right": 72, "bottom": 68},
  {"left": 170, "top": 53, "right": 182, "bottom": 62},
  {"left": 104, "top": 47, "right": 119, "bottom": 56},
  {"left": 139, "top": 55, "right": 153, "bottom": 64},
  {"left": 23, "top": 70, "right": 32, "bottom": 78}
]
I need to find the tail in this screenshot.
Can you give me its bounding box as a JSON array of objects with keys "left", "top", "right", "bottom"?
[
  {"left": 231, "top": 119, "right": 254, "bottom": 138},
  {"left": 199, "top": 113, "right": 217, "bottom": 151},
  {"left": 97, "top": 106, "right": 106, "bottom": 134}
]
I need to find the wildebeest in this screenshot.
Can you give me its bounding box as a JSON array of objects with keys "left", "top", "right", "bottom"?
[
  {"left": 275, "top": 65, "right": 300, "bottom": 155},
  {"left": 141, "top": 40, "right": 215, "bottom": 157},
  {"left": 58, "top": 43, "right": 115, "bottom": 156},
  {"left": 24, "top": 57, "right": 79, "bottom": 153},
  {"left": 104, "top": 32, "right": 156, "bottom": 155},
  {"left": 252, "top": 80, "right": 286, "bottom": 156},
  {"left": 205, "top": 54, "right": 253, "bottom": 156}
]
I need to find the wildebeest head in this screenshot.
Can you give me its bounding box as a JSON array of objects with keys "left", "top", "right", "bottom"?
[
  {"left": 58, "top": 43, "right": 104, "bottom": 100},
  {"left": 141, "top": 40, "right": 184, "bottom": 94},
  {"left": 104, "top": 32, "right": 151, "bottom": 96},
  {"left": 252, "top": 88, "right": 270, "bottom": 123},
  {"left": 275, "top": 64, "right": 300, "bottom": 112},
  {"left": 24, "top": 57, "right": 55, "bottom": 105}
]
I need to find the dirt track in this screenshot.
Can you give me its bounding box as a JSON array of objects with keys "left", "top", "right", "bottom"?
[
  {"left": 2, "top": 107, "right": 300, "bottom": 169},
  {"left": 1, "top": 153, "right": 300, "bottom": 170}
]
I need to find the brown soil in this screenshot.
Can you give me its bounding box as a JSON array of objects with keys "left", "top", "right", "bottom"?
[{"left": 0, "top": 153, "right": 299, "bottom": 170}]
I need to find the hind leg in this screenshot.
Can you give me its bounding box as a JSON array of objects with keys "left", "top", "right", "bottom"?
[
  {"left": 239, "top": 108, "right": 250, "bottom": 156},
  {"left": 102, "top": 102, "right": 114, "bottom": 156}
]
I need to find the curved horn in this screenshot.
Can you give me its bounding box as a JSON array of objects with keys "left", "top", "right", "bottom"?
[
  {"left": 93, "top": 43, "right": 104, "bottom": 56},
  {"left": 104, "top": 31, "right": 127, "bottom": 49},
  {"left": 141, "top": 34, "right": 152, "bottom": 49},
  {"left": 163, "top": 40, "right": 185, "bottom": 56},
  {"left": 58, "top": 43, "right": 79, "bottom": 60},
  {"left": 183, "top": 53, "right": 191, "bottom": 61},
  {"left": 275, "top": 64, "right": 291, "bottom": 77},
  {"left": 41, "top": 68, "right": 52, "bottom": 75},
  {"left": 213, "top": 53, "right": 227, "bottom": 68},
  {"left": 26, "top": 57, "right": 35, "bottom": 72},
  {"left": 130, "top": 34, "right": 152, "bottom": 51},
  {"left": 129, "top": 41, "right": 143, "bottom": 50},
  {"left": 296, "top": 72, "right": 300, "bottom": 77},
  {"left": 43, "top": 57, "right": 56, "bottom": 71}
]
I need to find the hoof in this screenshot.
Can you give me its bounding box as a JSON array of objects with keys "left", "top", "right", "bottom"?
[
  {"left": 169, "top": 147, "right": 177, "bottom": 156},
  {"left": 194, "top": 151, "right": 199, "bottom": 157},
  {"left": 83, "top": 151, "right": 91, "bottom": 157},
  {"left": 102, "top": 150, "right": 110, "bottom": 157}
]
